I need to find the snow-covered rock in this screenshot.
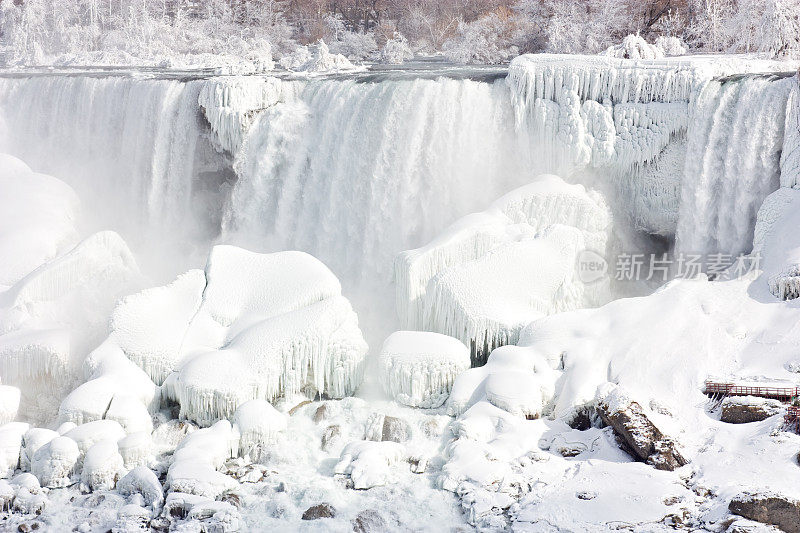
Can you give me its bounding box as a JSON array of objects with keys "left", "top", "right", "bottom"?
[
  {"left": 143, "top": 246, "right": 368, "bottom": 425},
  {"left": 20, "top": 428, "right": 58, "bottom": 471},
  {"left": 232, "top": 399, "right": 287, "bottom": 462},
  {"left": 379, "top": 331, "right": 470, "bottom": 408},
  {"left": 280, "top": 41, "right": 358, "bottom": 74},
  {"left": 31, "top": 436, "right": 79, "bottom": 488},
  {"left": 395, "top": 174, "right": 611, "bottom": 362},
  {"left": 117, "top": 432, "right": 153, "bottom": 470},
  {"left": 334, "top": 440, "right": 406, "bottom": 489},
  {"left": 604, "top": 35, "right": 664, "bottom": 60},
  {"left": 116, "top": 466, "right": 163, "bottom": 512},
  {"left": 167, "top": 420, "right": 238, "bottom": 499},
  {"left": 81, "top": 440, "right": 125, "bottom": 491},
  {"left": 720, "top": 396, "right": 784, "bottom": 424},
  {"left": 64, "top": 420, "right": 126, "bottom": 458}
]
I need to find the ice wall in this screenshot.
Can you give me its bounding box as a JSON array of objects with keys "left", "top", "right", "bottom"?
[{"left": 675, "top": 74, "right": 796, "bottom": 257}]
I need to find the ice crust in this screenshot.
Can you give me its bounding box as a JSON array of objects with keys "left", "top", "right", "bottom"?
[{"left": 379, "top": 331, "right": 470, "bottom": 408}]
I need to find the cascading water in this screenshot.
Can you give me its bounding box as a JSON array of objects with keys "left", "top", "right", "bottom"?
[
  {"left": 222, "top": 77, "right": 534, "bottom": 288},
  {"left": 675, "top": 74, "right": 797, "bottom": 258}
]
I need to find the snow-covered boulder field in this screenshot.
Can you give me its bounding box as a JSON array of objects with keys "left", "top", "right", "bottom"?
[{"left": 395, "top": 174, "right": 612, "bottom": 363}]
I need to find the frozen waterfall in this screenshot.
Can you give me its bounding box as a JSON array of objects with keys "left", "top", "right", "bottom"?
[{"left": 675, "top": 73, "right": 797, "bottom": 258}]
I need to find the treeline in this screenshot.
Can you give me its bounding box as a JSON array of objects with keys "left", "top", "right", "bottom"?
[{"left": 1, "top": 0, "right": 799, "bottom": 66}]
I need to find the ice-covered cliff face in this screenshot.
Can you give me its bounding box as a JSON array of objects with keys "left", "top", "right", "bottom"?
[{"left": 0, "top": 59, "right": 796, "bottom": 335}]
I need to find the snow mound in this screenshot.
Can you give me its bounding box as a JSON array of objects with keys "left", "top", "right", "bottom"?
[
  {"left": 0, "top": 231, "right": 142, "bottom": 424},
  {"left": 117, "top": 466, "right": 163, "bottom": 512},
  {"left": 167, "top": 420, "right": 238, "bottom": 498},
  {"left": 232, "top": 399, "right": 287, "bottom": 462},
  {"left": 80, "top": 440, "right": 125, "bottom": 491},
  {"left": 103, "top": 246, "right": 369, "bottom": 425},
  {"left": 117, "top": 432, "right": 154, "bottom": 471},
  {"left": 20, "top": 428, "right": 58, "bottom": 471},
  {"left": 334, "top": 440, "right": 406, "bottom": 490},
  {"left": 395, "top": 174, "right": 611, "bottom": 362},
  {"left": 0, "top": 154, "right": 79, "bottom": 286},
  {"left": 31, "top": 435, "right": 79, "bottom": 488},
  {"left": 379, "top": 331, "right": 470, "bottom": 408}
]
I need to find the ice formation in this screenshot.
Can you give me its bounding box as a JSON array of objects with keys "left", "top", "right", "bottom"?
[
  {"left": 80, "top": 440, "right": 125, "bottom": 491},
  {"left": 167, "top": 420, "right": 238, "bottom": 498},
  {"left": 31, "top": 436, "right": 79, "bottom": 488},
  {"left": 95, "top": 246, "right": 368, "bottom": 425},
  {"left": 379, "top": 331, "right": 470, "bottom": 408},
  {"left": 333, "top": 440, "right": 406, "bottom": 490},
  {"left": 675, "top": 74, "right": 797, "bottom": 257},
  {"left": 396, "top": 174, "right": 612, "bottom": 360},
  {"left": 0, "top": 231, "right": 142, "bottom": 424},
  {"left": 0, "top": 154, "right": 79, "bottom": 286},
  {"left": 0, "top": 385, "right": 20, "bottom": 425},
  {"left": 232, "top": 400, "right": 288, "bottom": 462}
]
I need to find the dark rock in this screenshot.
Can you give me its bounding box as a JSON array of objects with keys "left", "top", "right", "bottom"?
[
  {"left": 313, "top": 404, "right": 331, "bottom": 423},
  {"left": 218, "top": 490, "right": 243, "bottom": 509},
  {"left": 302, "top": 503, "right": 336, "bottom": 520},
  {"left": 596, "top": 386, "right": 687, "bottom": 471},
  {"left": 321, "top": 425, "right": 341, "bottom": 451},
  {"left": 576, "top": 491, "right": 596, "bottom": 500},
  {"left": 720, "top": 396, "right": 783, "bottom": 424},
  {"left": 729, "top": 492, "right": 800, "bottom": 533},
  {"left": 17, "top": 523, "right": 41, "bottom": 532},
  {"left": 381, "top": 416, "right": 410, "bottom": 443},
  {"left": 353, "top": 509, "right": 386, "bottom": 532}
]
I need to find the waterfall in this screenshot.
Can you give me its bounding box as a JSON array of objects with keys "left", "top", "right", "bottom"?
[
  {"left": 222, "top": 77, "right": 534, "bottom": 288},
  {"left": 0, "top": 75, "right": 213, "bottom": 262},
  {"left": 675, "top": 74, "right": 796, "bottom": 258}
]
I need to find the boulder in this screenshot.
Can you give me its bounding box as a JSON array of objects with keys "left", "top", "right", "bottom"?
[
  {"left": 720, "top": 396, "right": 784, "bottom": 424},
  {"left": 302, "top": 503, "right": 336, "bottom": 520},
  {"left": 729, "top": 492, "right": 800, "bottom": 533},
  {"left": 596, "top": 385, "right": 687, "bottom": 471}
]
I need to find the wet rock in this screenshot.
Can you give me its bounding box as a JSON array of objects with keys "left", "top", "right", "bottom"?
[
  {"left": 321, "top": 425, "right": 341, "bottom": 451},
  {"left": 313, "top": 404, "right": 331, "bottom": 423},
  {"left": 353, "top": 509, "right": 386, "bottom": 532},
  {"left": 720, "top": 396, "right": 783, "bottom": 424},
  {"left": 729, "top": 492, "right": 800, "bottom": 532},
  {"left": 596, "top": 385, "right": 687, "bottom": 471},
  {"left": 288, "top": 401, "right": 312, "bottom": 416},
  {"left": 302, "top": 503, "right": 336, "bottom": 520}
]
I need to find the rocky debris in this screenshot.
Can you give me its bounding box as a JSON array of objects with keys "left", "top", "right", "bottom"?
[
  {"left": 596, "top": 385, "right": 687, "bottom": 471},
  {"left": 321, "top": 425, "right": 341, "bottom": 451},
  {"left": 353, "top": 509, "right": 386, "bottom": 532},
  {"left": 729, "top": 492, "right": 800, "bottom": 532},
  {"left": 302, "top": 503, "right": 336, "bottom": 520},
  {"left": 576, "top": 491, "right": 597, "bottom": 500},
  {"left": 720, "top": 396, "right": 784, "bottom": 424},
  {"left": 365, "top": 414, "right": 410, "bottom": 443}
]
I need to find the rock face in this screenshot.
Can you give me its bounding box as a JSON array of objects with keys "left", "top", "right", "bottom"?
[
  {"left": 302, "top": 503, "right": 336, "bottom": 520},
  {"left": 729, "top": 492, "right": 800, "bottom": 533},
  {"left": 720, "top": 396, "right": 784, "bottom": 424},
  {"left": 596, "top": 386, "right": 687, "bottom": 471}
]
